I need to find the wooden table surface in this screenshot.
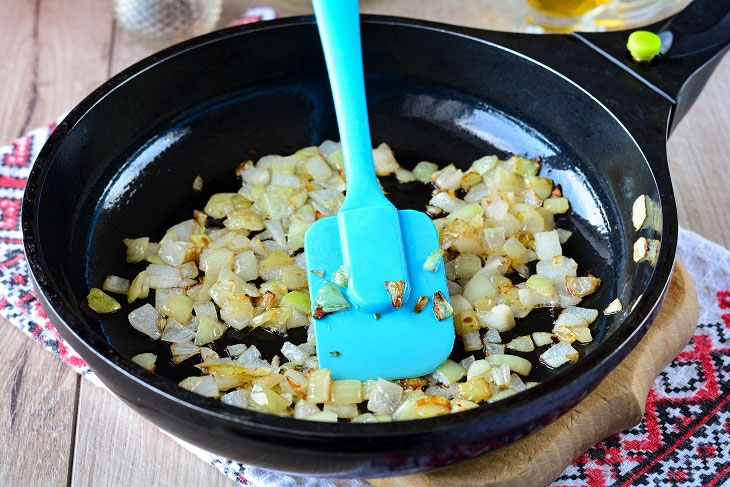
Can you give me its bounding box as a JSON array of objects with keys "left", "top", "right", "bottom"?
[{"left": 0, "top": 1, "right": 728, "bottom": 486}]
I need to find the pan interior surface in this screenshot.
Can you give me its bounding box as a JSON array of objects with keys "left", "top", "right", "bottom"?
[{"left": 31, "top": 20, "right": 664, "bottom": 445}]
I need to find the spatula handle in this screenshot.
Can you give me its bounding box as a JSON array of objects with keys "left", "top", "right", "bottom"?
[{"left": 312, "top": 0, "right": 391, "bottom": 211}]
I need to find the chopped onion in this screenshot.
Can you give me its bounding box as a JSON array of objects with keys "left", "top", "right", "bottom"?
[
  {"left": 604, "top": 298, "right": 623, "bottom": 315},
  {"left": 332, "top": 265, "right": 349, "bottom": 288},
  {"left": 429, "top": 192, "right": 466, "bottom": 214},
  {"left": 171, "top": 341, "right": 201, "bottom": 364},
  {"left": 179, "top": 375, "right": 219, "bottom": 398},
  {"left": 448, "top": 295, "right": 471, "bottom": 315},
  {"left": 462, "top": 274, "right": 498, "bottom": 304},
  {"left": 194, "top": 316, "right": 227, "bottom": 345},
  {"left": 313, "top": 281, "right": 349, "bottom": 318},
  {"left": 318, "top": 140, "right": 343, "bottom": 169},
  {"left": 534, "top": 230, "right": 562, "bottom": 261},
  {"left": 161, "top": 319, "right": 196, "bottom": 343},
  {"left": 430, "top": 359, "right": 466, "bottom": 387},
  {"left": 250, "top": 385, "right": 290, "bottom": 414},
  {"left": 486, "top": 354, "right": 532, "bottom": 376},
  {"left": 131, "top": 353, "right": 157, "bottom": 372},
  {"left": 526, "top": 274, "right": 555, "bottom": 299},
  {"left": 446, "top": 202, "right": 484, "bottom": 224},
  {"left": 324, "top": 403, "right": 359, "bottom": 419},
  {"left": 484, "top": 327, "right": 501, "bottom": 344},
  {"left": 633, "top": 236, "right": 649, "bottom": 263},
  {"left": 632, "top": 194, "right": 648, "bottom": 231},
  {"left": 431, "top": 164, "right": 463, "bottom": 190},
  {"left": 454, "top": 254, "right": 482, "bottom": 280},
  {"left": 556, "top": 228, "right": 573, "bottom": 244},
  {"left": 554, "top": 325, "right": 578, "bottom": 344},
  {"left": 487, "top": 388, "right": 518, "bottom": 404},
  {"left": 432, "top": 291, "right": 453, "bottom": 321},
  {"left": 413, "top": 296, "right": 429, "bottom": 314},
  {"left": 532, "top": 332, "right": 555, "bottom": 347},
  {"left": 553, "top": 311, "right": 589, "bottom": 328},
  {"left": 372, "top": 143, "right": 400, "bottom": 176},
  {"left": 103, "top": 275, "right": 130, "bottom": 295},
  {"left": 200, "top": 347, "right": 219, "bottom": 362},
  {"left": 395, "top": 167, "right": 416, "bottom": 183},
  {"left": 458, "top": 356, "right": 476, "bottom": 372},
  {"left": 281, "top": 341, "right": 309, "bottom": 365},
  {"left": 507, "top": 335, "right": 535, "bottom": 352},
  {"left": 161, "top": 294, "right": 194, "bottom": 324},
  {"left": 100, "top": 144, "right": 601, "bottom": 421},
  {"left": 127, "top": 271, "right": 149, "bottom": 303},
  {"left": 330, "top": 380, "right": 363, "bottom": 404},
  {"left": 633, "top": 237, "right": 660, "bottom": 266},
  {"left": 572, "top": 326, "right": 593, "bottom": 343},
  {"left": 281, "top": 291, "right": 311, "bottom": 314},
  {"left": 237, "top": 345, "right": 262, "bottom": 366},
  {"left": 306, "top": 368, "right": 331, "bottom": 403},
  {"left": 543, "top": 197, "right": 569, "bottom": 214},
  {"left": 540, "top": 341, "right": 579, "bottom": 368},
  {"left": 423, "top": 249, "right": 445, "bottom": 273},
  {"left": 563, "top": 306, "right": 599, "bottom": 324},
  {"left": 305, "top": 411, "right": 338, "bottom": 422},
  {"left": 462, "top": 330, "right": 482, "bottom": 351},
  {"left": 263, "top": 220, "right": 287, "bottom": 251},
  {"left": 491, "top": 363, "right": 511, "bottom": 386},
  {"left": 412, "top": 161, "right": 438, "bottom": 183},
  {"left": 146, "top": 264, "right": 182, "bottom": 289},
  {"left": 128, "top": 304, "right": 161, "bottom": 340},
  {"left": 414, "top": 395, "right": 452, "bottom": 418},
  {"left": 126, "top": 237, "right": 149, "bottom": 263},
  {"left": 221, "top": 389, "right": 250, "bottom": 409},
  {"left": 481, "top": 227, "right": 506, "bottom": 251},
  {"left": 192, "top": 175, "right": 204, "bottom": 191},
  {"left": 457, "top": 378, "right": 491, "bottom": 402},
  {"left": 466, "top": 360, "right": 491, "bottom": 381},
  {"left": 385, "top": 280, "right": 406, "bottom": 309},
  {"left": 454, "top": 310, "right": 479, "bottom": 336},
  {"left": 367, "top": 378, "right": 403, "bottom": 415},
  {"left": 476, "top": 304, "right": 514, "bottom": 332},
  {"left": 233, "top": 251, "right": 258, "bottom": 282},
  {"left": 565, "top": 276, "right": 601, "bottom": 298}
]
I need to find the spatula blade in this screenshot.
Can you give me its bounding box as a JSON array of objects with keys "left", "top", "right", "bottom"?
[{"left": 305, "top": 210, "right": 454, "bottom": 380}]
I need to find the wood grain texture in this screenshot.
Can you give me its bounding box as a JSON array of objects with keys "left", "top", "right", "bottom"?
[
  {"left": 370, "top": 261, "right": 699, "bottom": 487},
  {"left": 0, "top": 320, "right": 78, "bottom": 487},
  {"left": 668, "top": 55, "right": 730, "bottom": 248},
  {"left": 0, "top": 0, "right": 38, "bottom": 141},
  {"left": 0, "top": 2, "right": 113, "bottom": 486},
  {"left": 71, "top": 381, "right": 239, "bottom": 487}
]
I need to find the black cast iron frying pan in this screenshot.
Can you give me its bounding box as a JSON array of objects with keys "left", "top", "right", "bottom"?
[{"left": 21, "top": 0, "right": 730, "bottom": 479}]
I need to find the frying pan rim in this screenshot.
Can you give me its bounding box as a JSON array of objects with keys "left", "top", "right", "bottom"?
[{"left": 22, "top": 15, "right": 677, "bottom": 439}]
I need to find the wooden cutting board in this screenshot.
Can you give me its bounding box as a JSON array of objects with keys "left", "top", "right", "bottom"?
[{"left": 369, "top": 260, "right": 698, "bottom": 487}]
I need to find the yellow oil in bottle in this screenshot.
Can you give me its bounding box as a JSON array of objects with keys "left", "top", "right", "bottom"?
[{"left": 526, "top": 0, "right": 611, "bottom": 17}]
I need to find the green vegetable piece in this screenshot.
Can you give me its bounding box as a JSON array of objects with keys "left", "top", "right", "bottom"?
[
  {"left": 627, "top": 31, "right": 661, "bottom": 62},
  {"left": 87, "top": 288, "right": 121, "bottom": 314}
]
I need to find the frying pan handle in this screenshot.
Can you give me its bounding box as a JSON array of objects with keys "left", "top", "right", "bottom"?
[{"left": 576, "top": 0, "right": 730, "bottom": 134}]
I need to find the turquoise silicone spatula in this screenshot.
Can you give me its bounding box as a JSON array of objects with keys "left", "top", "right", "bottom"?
[{"left": 305, "top": 0, "right": 454, "bottom": 381}]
